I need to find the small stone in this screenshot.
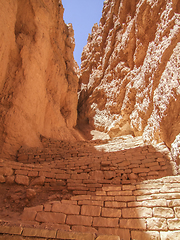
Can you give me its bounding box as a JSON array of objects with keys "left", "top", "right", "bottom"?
[
  {"left": 0, "top": 167, "right": 13, "bottom": 176},
  {"left": 66, "top": 215, "right": 93, "bottom": 226},
  {"left": 56, "top": 180, "right": 66, "bottom": 186},
  {"left": 36, "top": 212, "right": 66, "bottom": 224},
  {"left": 104, "top": 171, "right": 116, "bottom": 180},
  {"left": 22, "top": 227, "right": 56, "bottom": 238},
  {"left": 0, "top": 226, "right": 22, "bottom": 235},
  {"left": 121, "top": 174, "right": 127, "bottom": 180},
  {"left": 15, "top": 175, "right": 29, "bottom": 186},
  {"left": 6, "top": 175, "right": 15, "bottom": 184},
  {"left": 93, "top": 217, "right": 119, "bottom": 228},
  {"left": 52, "top": 202, "right": 80, "bottom": 215},
  {"left": 90, "top": 170, "right": 104, "bottom": 180},
  {"left": 44, "top": 203, "right": 52, "bottom": 212},
  {"left": 0, "top": 174, "right": 5, "bottom": 183},
  {"left": 81, "top": 205, "right": 101, "bottom": 216},
  {"left": 129, "top": 173, "right": 138, "bottom": 180},
  {"left": 26, "top": 189, "right": 36, "bottom": 200},
  {"left": 102, "top": 207, "right": 121, "bottom": 218},
  {"left": 96, "top": 236, "right": 120, "bottom": 240},
  {"left": 174, "top": 207, "right": 180, "bottom": 218},
  {"left": 153, "top": 207, "right": 174, "bottom": 218},
  {"left": 132, "top": 231, "right": 160, "bottom": 240},
  {"left": 160, "top": 231, "right": 180, "bottom": 240},
  {"left": 147, "top": 218, "right": 168, "bottom": 230},
  {"left": 48, "top": 194, "right": 61, "bottom": 201},
  {"left": 31, "top": 176, "right": 45, "bottom": 186},
  {"left": 57, "top": 230, "right": 95, "bottom": 240},
  {"left": 168, "top": 219, "right": 180, "bottom": 230}
]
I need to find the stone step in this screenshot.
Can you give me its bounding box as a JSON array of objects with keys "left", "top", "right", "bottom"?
[
  {"left": 0, "top": 147, "right": 172, "bottom": 193},
  {"left": 0, "top": 136, "right": 179, "bottom": 240},
  {"left": 0, "top": 137, "right": 172, "bottom": 189},
  {"left": 16, "top": 175, "right": 180, "bottom": 240},
  {"left": 0, "top": 225, "right": 120, "bottom": 240}
]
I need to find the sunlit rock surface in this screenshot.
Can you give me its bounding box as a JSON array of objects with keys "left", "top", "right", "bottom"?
[
  {"left": 78, "top": 0, "right": 180, "bottom": 171},
  {"left": 0, "top": 0, "right": 81, "bottom": 159}
]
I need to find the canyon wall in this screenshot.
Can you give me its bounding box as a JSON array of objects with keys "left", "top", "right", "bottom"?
[
  {"left": 78, "top": 0, "right": 180, "bottom": 171},
  {"left": 0, "top": 0, "right": 80, "bottom": 159}
]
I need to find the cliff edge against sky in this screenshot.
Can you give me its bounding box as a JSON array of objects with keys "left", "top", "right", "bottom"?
[{"left": 78, "top": 0, "right": 180, "bottom": 171}]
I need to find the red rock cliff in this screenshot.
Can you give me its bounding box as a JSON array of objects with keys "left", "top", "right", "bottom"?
[
  {"left": 0, "top": 0, "right": 80, "bottom": 158},
  {"left": 78, "top": 0, "right": 180, "bottom": 169}
]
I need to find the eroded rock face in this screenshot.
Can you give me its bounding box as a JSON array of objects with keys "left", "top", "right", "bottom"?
[
  {"left": 0, "top": 0, "right": 80, "bottom": 158},
  {"left": 78, "top": 0, "right": 180, "bottom": 167}
]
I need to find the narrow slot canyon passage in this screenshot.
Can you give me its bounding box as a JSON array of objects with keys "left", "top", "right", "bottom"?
[{"left": 0, "top": 0, "right": 180, "bottom": 240}]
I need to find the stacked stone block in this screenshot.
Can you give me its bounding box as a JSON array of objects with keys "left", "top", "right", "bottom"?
[
  {"left": 0, "top": 225, "right": 120, "bottom": 240},
  {"left": 19, "top": 176, "right": 180, "bottom": 240},
  {"left": 0, "top": 137, "right": 179, "bottom": 240},
  {"left": 0, "top": 139, "right": 172, "bottom": 194}
]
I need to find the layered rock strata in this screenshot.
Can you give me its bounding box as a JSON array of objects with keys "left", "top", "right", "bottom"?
[
  {"left": 0, "top": 0, "right": 80, "bottom": 158},
  {"left": 78, "top": 0, "right": 180, "bottom": 172}
]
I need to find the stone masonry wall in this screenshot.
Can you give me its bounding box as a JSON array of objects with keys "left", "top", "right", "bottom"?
[
  {"left": 0, "top": 137, "right": 179, "bottom": 239},
  {"left": 21, "top": 176, "right": 180, "bottom": 240},
  {"left": 0, "top": 138, "right": 172, "bottom": 194}
]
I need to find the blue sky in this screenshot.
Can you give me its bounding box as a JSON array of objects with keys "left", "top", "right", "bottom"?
[{"left": 62, "top": 0, "right": 104, "bottom": 67}]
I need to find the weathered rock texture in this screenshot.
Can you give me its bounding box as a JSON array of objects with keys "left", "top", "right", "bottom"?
[
  {"left": 78, "top": 0, "right": 180, "bottom": 170},
  {"left": 0, "top": 0, "right": 81, "bottom": 158}
]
